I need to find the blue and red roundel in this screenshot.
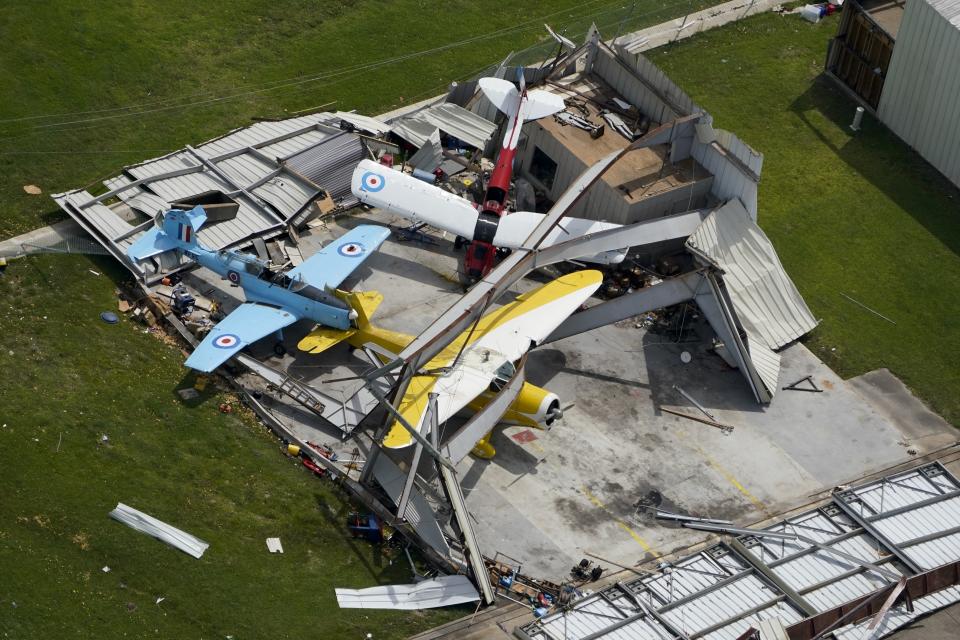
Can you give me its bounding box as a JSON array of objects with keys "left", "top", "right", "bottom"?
[
  {"left": 337, "top": 242, "right": 365, "bottom": 258},
  {"left": 359, "top": 171, "right": 385, "bottom": 192},
  {"left": 213, "top": 333, "right": 240, "bottom": 349},
  {"left": 227, "top": 270, "right": 241, "bottom": 284}
]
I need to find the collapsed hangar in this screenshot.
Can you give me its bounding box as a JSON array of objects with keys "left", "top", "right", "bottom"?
[
  {"left": 53, "top": 24, "right": 815, "bottom": 405},
  {"left": 39, "top": 21, "right": 960, "bottom": 636}
]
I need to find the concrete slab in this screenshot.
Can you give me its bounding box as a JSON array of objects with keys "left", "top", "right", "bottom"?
[{"left": 167, "top": 209, "right": 957, "bottom": 582}]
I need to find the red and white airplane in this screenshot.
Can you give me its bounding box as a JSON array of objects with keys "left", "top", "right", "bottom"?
[{"left": 352, "top": 73, "right": 627, "bottom": 281}]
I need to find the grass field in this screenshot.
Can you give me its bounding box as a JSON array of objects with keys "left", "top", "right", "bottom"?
[
  {"left": 648, "top": 12, "right": 960, "bottom": 424},
  {"left": 0, "top": 1, "right": 714, "bottom": 637}
]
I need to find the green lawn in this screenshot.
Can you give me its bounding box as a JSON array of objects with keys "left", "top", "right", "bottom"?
[
  {"left": 0, "top": 254, "right": 465, "bottom": 638},
  {"left": 0, "top": 1, "right": 716, "bottom": 637},
  {"left": 648, "top": 12, "right": 960, "bottom": 425}
]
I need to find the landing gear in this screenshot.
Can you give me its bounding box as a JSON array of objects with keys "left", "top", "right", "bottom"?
[{"left": 273, "top": 342, "right": 287, "bottom": 357}]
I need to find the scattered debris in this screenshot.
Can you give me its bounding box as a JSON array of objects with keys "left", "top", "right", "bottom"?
[
  {"left": 782, "top": 375, "right": 823, "bottom": 393},
  {"left": 176, "top": 388, "right": 200, "bottom": 401},
  {"left": 334, "top": 575, "right": 479, "bottom": 610},
  {"left": 88, "top": 269, "right": 100, "bottom": 276},
  {"left": 102, "top": 566, "right": 111, "bottom": 573},
  {"left": 511, "top": 429, "right": 539, "bottom": 444},
  {"left": 570, "top": 557, "right": 604, "bottom": 582},
  {"left": 155, "top": 597, "right": 165, "bottom": 605},
  {"left": 671, "top": 384, "right": 716, "bottom": 422},
  {"left": 23, "top": 184, "right": 41, "bottom": 195},
  {"left": 109, "top": 503, "right": 209, "bottom": 559},
  {"left": 652, "top": 507, "right": 733, "bottom": 526},
  {"left": 660, "top": 406, "right": 734, "bottom": 434},
  {"left": 266, "top": 538, "right": 284, "bottom": 554},
  {"left": 100, "top": 434, "right": 109, "bottom": 443}
]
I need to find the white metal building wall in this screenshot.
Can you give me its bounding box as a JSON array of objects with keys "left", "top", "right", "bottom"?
[{"left": 878, "top": 0, "right": 960, "bottom": 188}]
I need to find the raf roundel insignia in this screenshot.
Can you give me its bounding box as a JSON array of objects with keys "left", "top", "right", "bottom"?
[
  {"left": 227, "top": 270, "right": 241, "bottom": 284},
  {"left": 360, "top": 171, "right": 385, "bottom": 192},
  {"left": 213, "top": 333, "right": 240, "bottom": 349},
  {"left": 338, "top": 242, "right": 365, "bottom": 258}
]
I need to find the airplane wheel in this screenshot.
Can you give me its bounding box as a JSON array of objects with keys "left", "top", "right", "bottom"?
[{"left": 273, "top": 342, "right": 287, "bottom": 357}]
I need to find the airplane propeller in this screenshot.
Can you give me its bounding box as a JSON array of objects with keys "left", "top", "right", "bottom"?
[{"left": 547, "top": 402, "right": 576, "bottom": 422}]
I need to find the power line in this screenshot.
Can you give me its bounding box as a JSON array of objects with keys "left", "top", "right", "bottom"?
[
  {"left": 0, "top": 0, "right": 697, "bottom": 147},
  {"left": 0, "top": 0, "right": 615, "bottom": 128}
]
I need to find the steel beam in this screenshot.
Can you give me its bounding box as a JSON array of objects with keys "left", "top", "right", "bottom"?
[
  {"left": 531, "top": 209, "right": 708, "bottom": 269},
  {"left": 831, "top": 494, "right": 924, "bottom": 575},
  {"left": 546, "top": 270, "right": 705, "bottom": 343},
  {"left": 730, "top": 538, "right": 818, "bottom": 617},
  {"left": 433, "top": 397, "right": 496, "bottom": 605}
]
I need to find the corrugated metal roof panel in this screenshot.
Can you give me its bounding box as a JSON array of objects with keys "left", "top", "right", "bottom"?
[
  {"left": 928, "top": 0, "right": 960, "bottom": 25},
  {"left": 416, "top": 103, "right": 496, "bottom": 150},
  {"left": 390, "top": 118, "right": 438, "bottom": 149},
  {"left": 744, "top": 333, "right": 781, "bottom": 394},
  {"left": 834, "top": 585, "right": 960, "bottom": 639},
  {"left": 283, "top": 131, "right": 366, "bottom": 205},
  {"left": 195, "top": 114, "right": 332, "bottom": 157},
  {"left": 331, "top": 111, "right": 391, "bottom": 136},
  {"left": 521, "top": 464, "right": 960, "bottom": 639},
  {"left": 687, "top": 200, "right": 818, "bottom": 350}
]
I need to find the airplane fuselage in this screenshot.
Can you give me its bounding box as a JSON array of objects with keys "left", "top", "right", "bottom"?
[
  {"left": 186, "top": 245, "right": 353, "bottom": 330},
  {"left": 341, "top": 320, "right": 559, "bottom": 436}
]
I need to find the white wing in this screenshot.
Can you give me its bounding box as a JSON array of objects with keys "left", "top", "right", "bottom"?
[{"left": 493, "top": 211, "right": 625, "bottom": 263}]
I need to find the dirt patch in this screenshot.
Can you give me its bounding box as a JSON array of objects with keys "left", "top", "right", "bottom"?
[{"left": 72, "top": 531, "right": 90, "bottom": 551}]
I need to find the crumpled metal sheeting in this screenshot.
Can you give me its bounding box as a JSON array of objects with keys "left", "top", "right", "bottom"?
[
  {"left": 109, "top": 503, "right": 209, "bottom": 559},
  {"left": 335, "top": 575, "right": 479, "bottom": 610}
]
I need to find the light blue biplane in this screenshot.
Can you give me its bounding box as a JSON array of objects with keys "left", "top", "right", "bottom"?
[{"left": 127, "top": 206, "right": 389, "bottom": 372}]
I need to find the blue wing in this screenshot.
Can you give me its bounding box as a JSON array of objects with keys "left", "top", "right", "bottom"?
[
  {"left": 184, "top": 303, "right": 299, "bottom": 372},
  {"left": 287, "top": 224, "right": 390, "bottom": 290}
]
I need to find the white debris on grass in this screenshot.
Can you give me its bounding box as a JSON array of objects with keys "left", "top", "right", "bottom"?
[
  {"left": 266, "top": 537, "right": 283, "bottom": 553},
  {"left": 109, "top": 503, "right": 209, "bottom": 559},
  {"left": 335, "top": 575, "right": 479, "bottom": 610}
]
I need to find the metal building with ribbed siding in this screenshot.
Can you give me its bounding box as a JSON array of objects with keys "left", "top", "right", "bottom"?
[
  {"left": 827, "top": 0, "right": 960, "bottom": 188},
  {"left": 877, "top": 0, "right": 960, "bottom": 188}
]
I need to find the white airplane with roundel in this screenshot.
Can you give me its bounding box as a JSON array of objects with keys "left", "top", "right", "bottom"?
[
  {"left": 351, "top": 76, "right": 628, "bottom": 266},
  {"left": 126, "top": 206, "right": 390, "bottom": 372}
]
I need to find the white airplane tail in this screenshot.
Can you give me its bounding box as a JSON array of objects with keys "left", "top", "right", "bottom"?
[{"left": 478, "top": 77, "right": 565, "bottom": 123}]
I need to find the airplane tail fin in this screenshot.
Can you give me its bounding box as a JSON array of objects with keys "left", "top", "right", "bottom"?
[
  {"left": 127, "top": 206, "right": 208, "bottom": 262},
  {"left": 478, "top": 76, "right": 565, "bottom": 123},
  {"left": 296, "top": 290, "right": 382, "bottom": 355}
]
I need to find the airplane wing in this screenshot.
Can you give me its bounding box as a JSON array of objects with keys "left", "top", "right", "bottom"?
[
  {"left": 184, "top": 303, "right": 299, "bottom": 372},
  {"left": 381, "top": 270, "right": 603, "bottom": 448},
  {"left": 492, "top": 211, "right": 624, "bottom": 263},
  {"left": 352, "top": 159, "right": 479, "bottom": 238},
  {"left": 286, "top": 224, "right": 391, "bottom": 290}
]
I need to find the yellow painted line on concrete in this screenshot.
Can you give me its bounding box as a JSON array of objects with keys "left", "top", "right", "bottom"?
[
  {"left": 579, "top": 486, "right": 659, "bottom": 556},
  {"left": 692, "top": 444, "right": 769, "bottom": 514}
]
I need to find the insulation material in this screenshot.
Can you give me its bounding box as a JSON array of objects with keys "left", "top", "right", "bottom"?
[{"left": 109, "top": 503, "right": 209, "bottom": 559}]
